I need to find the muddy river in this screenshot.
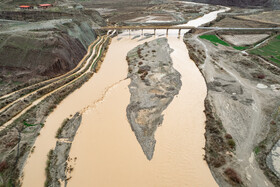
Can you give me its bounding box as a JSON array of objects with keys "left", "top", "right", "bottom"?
[{"left": 22, "top": 9, "right": 227, "bottom": 187}]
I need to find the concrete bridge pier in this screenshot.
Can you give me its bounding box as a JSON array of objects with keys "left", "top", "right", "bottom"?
[
  {"left": 154, "top": 29, "right": 156, "bottom": 36},
  {"left": 141, "top": 29, "right": 144, "bottom": 36},
  {"left": 129, "top": 29, "right": 131, "bottom": 36},
  {"left": 178, "top": 29, "right": 181, "bottom": 36},
  {"left": 166, "top": 29, "right": 169, "bottom": 36}
]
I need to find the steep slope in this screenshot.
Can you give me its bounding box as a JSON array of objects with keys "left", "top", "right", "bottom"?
[{"left": 0, "top": 9, "right": 105, "bottom": 93}]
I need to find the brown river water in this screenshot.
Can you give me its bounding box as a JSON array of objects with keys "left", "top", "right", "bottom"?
[{"left": 22, "top": 9, "right": 227, "bottom": 187}]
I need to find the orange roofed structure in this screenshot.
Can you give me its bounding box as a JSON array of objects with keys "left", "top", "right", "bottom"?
[
  {"left": 19, "top": 5, "right": 34, "bottom": 9},
  {"left": 38, "top": 4, "right": 53, "bottom": 8}
]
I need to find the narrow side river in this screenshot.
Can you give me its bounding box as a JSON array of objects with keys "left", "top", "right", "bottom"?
[{"left": 22, "top": 9, "right": 226, "bottom": 187}]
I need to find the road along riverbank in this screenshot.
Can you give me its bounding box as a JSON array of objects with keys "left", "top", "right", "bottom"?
[{"left": 20, "top": 36, "right": 111, "bottom": 187}]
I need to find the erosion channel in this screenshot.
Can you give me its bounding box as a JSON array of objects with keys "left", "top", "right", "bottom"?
[{"left": 22, "top": 9, "right": 226, "bottom": 187}]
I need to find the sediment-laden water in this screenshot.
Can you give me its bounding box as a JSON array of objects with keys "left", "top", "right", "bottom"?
[{"left": 21, "top": 9, "right": 227, "bottom": 187}]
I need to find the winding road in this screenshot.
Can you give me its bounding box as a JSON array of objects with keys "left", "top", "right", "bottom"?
[{"left": 0, "top": 35, "right": 110, "bottom": 132}]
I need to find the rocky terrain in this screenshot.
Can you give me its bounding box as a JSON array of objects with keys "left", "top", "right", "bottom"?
[
  {"left": 126, "top": 38, "right": 182, "bottom": 160},
  {"left": 184, "top": 30, "right": 280, "bottom": 186}
]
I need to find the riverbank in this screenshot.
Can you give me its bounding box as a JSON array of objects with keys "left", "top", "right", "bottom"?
[{"left": 184, "top": 30, "right": 280, "bottom": 186}]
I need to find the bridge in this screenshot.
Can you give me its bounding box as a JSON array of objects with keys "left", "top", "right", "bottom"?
[
  {"left": 96, "top": 25, "right": 280, "bottom": 36},
  {"left": 99, "top": 26, "right": 196, "bottom": 35}
]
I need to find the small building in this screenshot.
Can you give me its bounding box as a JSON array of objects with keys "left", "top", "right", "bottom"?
[
  {"left": 38, "top": 4, "right": 53, "bottom": 9},
  {"left": 19, "top": 5, "right": 34, "bottom": 10}
]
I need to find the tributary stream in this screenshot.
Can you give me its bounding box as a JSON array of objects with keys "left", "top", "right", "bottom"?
[{"left": 22, "top": 9, "right": 227, "bottom": 187}]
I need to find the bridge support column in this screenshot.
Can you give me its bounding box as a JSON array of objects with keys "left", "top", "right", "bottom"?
[
  {"left": 129, "top": 29, "right": 131, "bottom": 36},
  {"left": 141, "top": 29, "right": 143, "bottom": 36},
  {"left": 154, "top": 29, "right": 156, "bottom": 36},
  {"left": 166, "top": 29, "right": 169, "bottom": 36},
  {"left": 116, "top": 30, "right": 119, "bottom": 36},
  {"left": 178, "top": 29, "right": 181, "bottom": 36}
]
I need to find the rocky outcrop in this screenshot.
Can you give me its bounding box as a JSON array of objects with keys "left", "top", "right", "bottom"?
[
  {"left": 126, "top": 38, "right": 182, "bottom": 160},
  {"left": 267, "top": 140, "right": 280, "bottom": 179}
]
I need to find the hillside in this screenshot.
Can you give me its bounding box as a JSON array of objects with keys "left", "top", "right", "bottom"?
[{"left": 0, "top": 9, "right": 105, "bottom": 93}]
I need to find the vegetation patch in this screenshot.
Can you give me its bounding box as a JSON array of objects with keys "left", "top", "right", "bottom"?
[
  {"left": 23, "top": 121, "right": 44, "bottom": 127},
  {"left": 199, "top": 35, "right": 230, "bottom": 46},
  {"left": 204, "top": 100, "right": 234, "bottom": 168},
  {"left": 56, "top": 118, "right": 69, "bottom": 138},
  {"left": 249, "top": 35, "right": 280, "bottom": 64},
  {"left": 233, "top": 46, "right": 248, "bottom": 50},
  {"left": 254, "top": 146, "right": 260, "bottom": 155},
  {"left": 227, "top": 139, "right": 236, "bottom": 149},
  {"left": 45, "top": 149, "right": 54, "bottom": 187},
  {"left": 200, "top": 34, "right": 249, "bottom": 51},
  {"left": 224, "top": 168, "right": 243, "bottom": 184}
]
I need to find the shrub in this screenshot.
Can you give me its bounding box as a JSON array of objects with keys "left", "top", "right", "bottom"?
[
  {"left": 254, "top": 146, "right": 260, "bottom": 155},
  {"left": 225, "top": 134, "right": 233, "bottom": 139},
  {"left": 227, "top": 139, "right": 236, "bottom": 149},
  {"left": 224, "top": 168, "right": 242, "bottom": 184},
  {"left": 45, "top": 149, "right": 54, "bottom": 187},
  {"left": 212, "top": 154, "right": 226, "bottom": 168},
  {"left": 271, "top": 121, "right": 276, "bottom": 125},
  {"left": 257, "top": 74, "right": 266, "bottom": 79},
  {"left": 0, "top": 161, "right": 8, "bottom": 172},
  {"left": 56, "top": 118, "right": 69, "bottom": 138}
]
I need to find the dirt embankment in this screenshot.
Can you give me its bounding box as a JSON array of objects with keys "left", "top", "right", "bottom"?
[
  {"left": 184, "top": 31, "right": 280, "bottom": 186},
  {"left": 126, "top": 38, "right": 182, "bottom": 160}
]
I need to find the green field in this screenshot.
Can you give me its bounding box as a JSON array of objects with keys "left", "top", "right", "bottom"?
[
  {"left": 199, "top": 35, "right": 230, "bottom": 46},
  {"left": 199, "top": 34, "right": 248, "bottom": 51},
  {"left": 233, "top": 46, "right": 249, "bottom": 50},
  {"left": 250, "top": 35, "right": 280, "bottom": 64}
]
